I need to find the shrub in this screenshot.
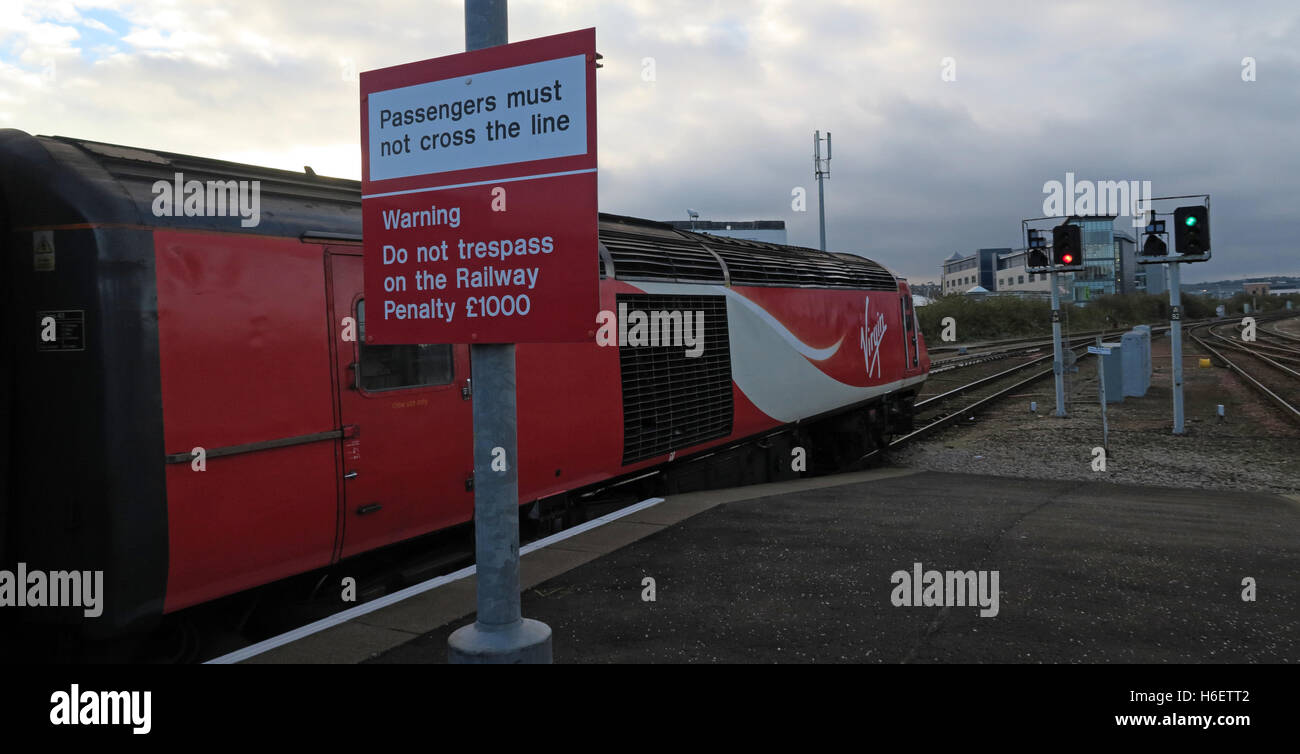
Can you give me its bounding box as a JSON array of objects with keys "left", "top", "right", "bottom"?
[{"left": 918, "top": 292, "right": 1220, "bottom": 343}]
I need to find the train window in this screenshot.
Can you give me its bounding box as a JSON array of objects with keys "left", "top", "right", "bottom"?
[{"left": 355, "top": 300, "right": 453, "bottom": 391}]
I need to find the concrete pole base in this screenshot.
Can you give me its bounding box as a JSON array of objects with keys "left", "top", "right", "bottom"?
[{"left": 447, "top": 618, "right": 553, "bottom": 664}]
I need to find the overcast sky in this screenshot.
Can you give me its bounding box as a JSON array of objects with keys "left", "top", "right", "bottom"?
[{"left": 2, "top": 0, "right": 1297, "bottom": 283}]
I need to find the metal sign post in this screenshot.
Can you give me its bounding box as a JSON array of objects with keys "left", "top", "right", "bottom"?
[
  {"left": 450, "top": 0, "right": 553, "bottom": 664},
  {"left": 1136, "top": 194, "right": 1210, "bottom": 435},
  {"left": 1089, "top": 339, "right": 1111, "bottom": 451},
  {"left": 1050, "top": 269, "right": 1065, "bottom": 417},
  {"left": 1025, "top": 220, "right": 1070, "bottom": 418},
  {"left": 1168, "top": 261, "right": 1184, "bottom": 435}
]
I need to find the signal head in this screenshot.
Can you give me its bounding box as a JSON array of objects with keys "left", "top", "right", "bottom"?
[
  {"left": 1051, "top": 223, "right": 1084, "bottom": 270},
  {"left": 1173, "top": 205, "right": 1210, "bottom": 259},
  {"left": 1142, "top": 234, "right": 1168, "bottom": 257}
]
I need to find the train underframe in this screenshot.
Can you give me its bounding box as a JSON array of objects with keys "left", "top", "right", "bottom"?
[{"left": 528, "top": 388, "right": 919, "bottom": 533}]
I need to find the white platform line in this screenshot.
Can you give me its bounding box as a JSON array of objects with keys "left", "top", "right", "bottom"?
[
  {"left": 204, "top": 496, "right": 665, "bottom": 665},
  {"left": 361, "top": 168, "right": 597, "bottom": 199}
]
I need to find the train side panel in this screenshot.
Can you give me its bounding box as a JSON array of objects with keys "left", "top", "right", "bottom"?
[
  {"left": 517, "top": 280, "right": 929, "bottom": 498},
  {"left": 154, "top": 230, "right": 339, "bottom": 612},
  {"left": 629, "top": 282, "right": 925, "bottom": 426},
  {"left": 515, "top": 278, "right": 625, "bottom": 503}
]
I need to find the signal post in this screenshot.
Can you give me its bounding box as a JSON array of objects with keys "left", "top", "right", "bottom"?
[
  {"left": 1024, "top": 220, "right": 1085, "bottom": 417},
  {"left": 1137, "top": 198, "right": 1211, "bottom": 434}
]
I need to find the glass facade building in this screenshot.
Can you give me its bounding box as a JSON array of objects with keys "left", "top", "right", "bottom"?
[{"left": 1070, "top": 216, "right": 1118, "bottom": 302}]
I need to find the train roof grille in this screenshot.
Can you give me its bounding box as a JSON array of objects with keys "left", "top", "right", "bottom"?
[{"left": 601, "top": 219, "right": 897, "bottom": 291}]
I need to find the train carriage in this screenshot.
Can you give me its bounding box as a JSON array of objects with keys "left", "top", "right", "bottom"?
[{"left": 0, "top": 131, "right": 928, "bottom": 635}]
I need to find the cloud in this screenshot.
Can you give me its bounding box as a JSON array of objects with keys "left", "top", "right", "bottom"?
[{"left": 0, "top": 0, "right": 1296, "bottom": 283}]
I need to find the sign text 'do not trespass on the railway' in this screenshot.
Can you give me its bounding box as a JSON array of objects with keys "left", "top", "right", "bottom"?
[{"left": 359, "top": 28, "right": 597, "bottom": 344}]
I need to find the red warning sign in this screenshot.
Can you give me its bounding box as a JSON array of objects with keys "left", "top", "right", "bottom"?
[{"left": 359, "top": 28, "right": 598, "bottom": 344}]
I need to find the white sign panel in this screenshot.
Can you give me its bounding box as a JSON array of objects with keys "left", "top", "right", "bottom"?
[{"left": 366, "top": 54, "right": 588, "bottom": 181}]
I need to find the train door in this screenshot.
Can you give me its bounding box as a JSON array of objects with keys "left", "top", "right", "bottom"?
[
  {"left": 326, "top": 251, "right": 474, "bottom": 559},
  {"left": 901, "top": 292, "right": 921, "bottom": 374}
]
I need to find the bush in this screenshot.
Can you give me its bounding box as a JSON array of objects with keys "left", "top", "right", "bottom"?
[
  {"left": 918, "top": 292, "right": 1219, "bottom": 343},
  {"left": 918, "top": 296, "right": 1051, "bottom": 342}
]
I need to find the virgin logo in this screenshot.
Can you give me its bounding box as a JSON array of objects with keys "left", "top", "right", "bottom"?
[{"left": 860, "top": 298, "right": 888, "bottom": 379}]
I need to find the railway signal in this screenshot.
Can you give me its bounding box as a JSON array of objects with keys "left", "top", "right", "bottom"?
[
  {"left": 1022, "top": 219, "right": 1070, "bottom": 418},
  {"left": 1051, "top": 223, "right": 1083, "bottom": 270},
  {"left": 1141, "top": 218, "right": 1167, "bottom": 257},
  {"left": 1174, "top": 205, "right": 1210, "bottom": 260},
  {"left": 1133, "top": 196, "right": 1211, "bottom": 434},
  {"left": 1026, "top": 228, "right": 1050, "bottom": 269}
]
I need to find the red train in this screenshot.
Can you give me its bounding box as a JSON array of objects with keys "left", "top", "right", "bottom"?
[{"left": 0, "top": 131, "right": 928, "bottom": 636}]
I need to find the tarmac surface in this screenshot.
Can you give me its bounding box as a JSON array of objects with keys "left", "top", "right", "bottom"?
[{"left": 330, "top": 469, "right": 1300, "bottom": 664}]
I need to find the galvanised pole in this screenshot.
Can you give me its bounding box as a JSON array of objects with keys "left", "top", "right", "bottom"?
[
  {"left": 1169, "top": 261, "right": 1184, "bottom": 434},
  {"left": 1050, "top": 269, "right": 1065, "bottom": 416},
  {"left": 815, "top": 131, "right": 827, "bottom": 252},
  {"left": 449, "top": 0, "right": 553, "bottom": 664}
]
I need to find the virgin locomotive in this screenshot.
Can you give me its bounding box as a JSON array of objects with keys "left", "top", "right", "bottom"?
[{"left": 0, "top": 131, "right": 928, "bottom": 636}]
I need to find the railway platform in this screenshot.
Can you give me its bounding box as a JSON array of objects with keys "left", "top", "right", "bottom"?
[{"left": 241, "top": 467, "right": 1300, "bottom": 664}]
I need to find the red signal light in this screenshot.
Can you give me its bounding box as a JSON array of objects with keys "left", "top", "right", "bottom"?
[{"left": 1061, "top": 253, "right": 1073, "bottom": 265}]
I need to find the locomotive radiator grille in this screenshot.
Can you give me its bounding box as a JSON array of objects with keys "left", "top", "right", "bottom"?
[{"left": 618, "top": 294, "right": 733, "bottom": 465}]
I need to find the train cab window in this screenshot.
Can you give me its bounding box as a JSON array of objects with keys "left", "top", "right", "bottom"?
[{"left": 355, "top": 300, "right": 453, "bottom": 391}]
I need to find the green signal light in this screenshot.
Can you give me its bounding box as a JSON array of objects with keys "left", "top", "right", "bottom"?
[{"left": 1185, "top": 216, "right": 1198, "bottom": 227}]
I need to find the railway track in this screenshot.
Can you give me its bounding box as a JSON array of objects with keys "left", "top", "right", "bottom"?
[
  {"left": 927, "top": 319, "right": 1207, "bottom": 374},
  {"left": 874, "top": 316, "right": 1219, "bottom": 460},
  {"left": 1250, "top": 321, "right": 1300, "bottom": 364},
  {"left": 926, "top": 326, "right": 1121, "bottom": 357},
  {"left": 1263, "top": 315, "right": 1300, "bottom": 342},
  {"left": 1189, "top": 315, "right": 1300, "bottom": 424},
  {"left": 863, "top": 340, "right": 1097, "bottom": 463}
]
